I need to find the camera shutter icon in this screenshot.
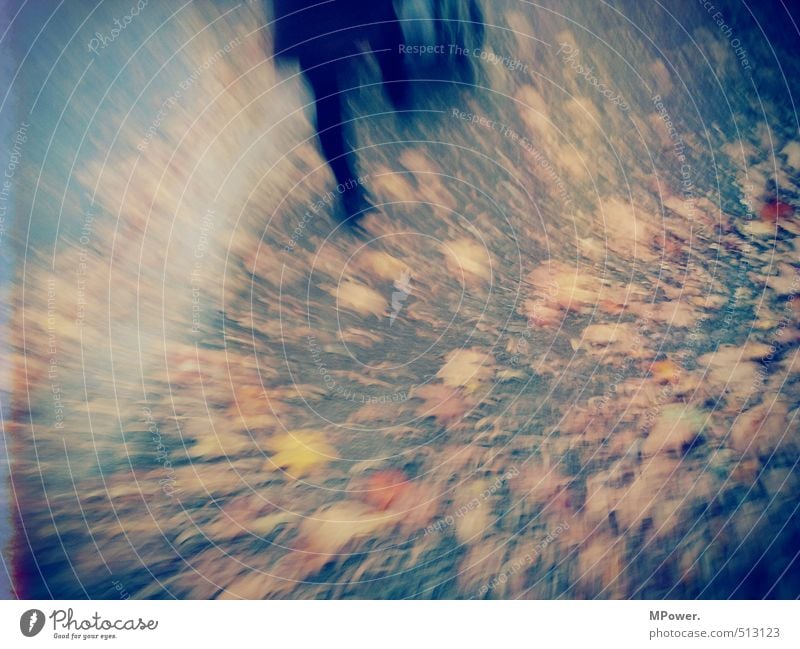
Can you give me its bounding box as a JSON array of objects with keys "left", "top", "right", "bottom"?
[{"left": 20, "top": 609, "right": 46, "bottom": 637}]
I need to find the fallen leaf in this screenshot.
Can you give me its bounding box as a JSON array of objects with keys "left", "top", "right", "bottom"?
[
  {"left": 651, "top": 359, "right": 681, "bottom": 384},
  {"left": 437, "top": 348, "right": 495, "bottom": 391},
  {"left": 729, "top": 401, "right": 791, "bottom": 455},
  {"left": 572, "top": 323, "right": 647, "bottom": 358},
  {"left": 759, "top": 200, "right": 794, "bottom": 223},
  {"left": 266, "top": 429, "right": 337, "bottom": 477},
  {"left": 522, "top": 298, "right": 563, "bottom": 327},
  {"left": 413, "top": 383, "right": 475, "bottom": 425},
  {"left": 335, "top": 280, "right": 386, "bottom": 317},
  {"left": 301, "top": 502, "right": 388, "bottom": 554},
  {"left": 442, "top": 239, "right": 491, "bottom": 281},
  {"left": 359, "top": 470, "right": 411, "bottom": 510},
  {"left": 359, "top": 250, "right": 410, "bottom": 282},
  {"left": 765, "top": 263, "right": 799, "bottom": 296},
  {"left": 642, "top": 405, "right": 705, "bottom": 455},
  {"left": 742, "top": 219, "right": 776, "bottom": 238}
]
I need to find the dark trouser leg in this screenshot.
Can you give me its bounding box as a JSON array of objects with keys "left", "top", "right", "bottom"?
[
  {"left": 370, "top": 17, "right": 410, "bottom": 110},
  {"left": 303, "top": 62, "right": 370, "bottom": 223},
  {"left": 303, "top": 63, "right": 357, "bottom": 190}
]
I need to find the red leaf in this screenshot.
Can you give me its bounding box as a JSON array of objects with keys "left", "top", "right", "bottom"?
[{"left": 759, "top": 200, "right": 794, "bottom": 223}]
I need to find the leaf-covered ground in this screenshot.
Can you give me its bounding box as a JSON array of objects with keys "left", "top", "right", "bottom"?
[{"left": 3, "top": 0, "right": 799, "bottom": 598}]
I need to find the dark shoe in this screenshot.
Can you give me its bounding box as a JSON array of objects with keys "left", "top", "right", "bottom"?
[
  {"left": 385, "top": 79, "right": 412, "bottom": 113},
  {"left": 337, "top": 188, "right": 376, "bottom": 231}
]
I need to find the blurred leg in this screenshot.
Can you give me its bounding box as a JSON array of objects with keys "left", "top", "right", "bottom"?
[
  {"left": 303, "top": 63, "right": 356, "bottom": 190},
  {"left": 303, "top": 61, "right": 371, "bottom": 224},
  {"left": 370, "top": 17, "right": 410, "bottom": 111}
]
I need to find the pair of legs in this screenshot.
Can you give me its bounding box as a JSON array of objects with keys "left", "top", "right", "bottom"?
[{"left": 300, "top": 18, "right": 409, "bottom": 225}]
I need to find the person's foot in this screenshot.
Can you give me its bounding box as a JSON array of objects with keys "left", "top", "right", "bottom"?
[
  {"left": 337, "top": 187, "right": 376, "bottom": 231},
  {"left": 455, "top": 56, "right": 476, "bottom": 85},
  {"left": 385, "top": 79, "right": 412, "bottom": 113}
]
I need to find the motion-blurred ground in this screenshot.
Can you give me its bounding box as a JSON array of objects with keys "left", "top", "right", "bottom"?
[{"left": 1, "top": 0, "right": 799, "bottom": 598}]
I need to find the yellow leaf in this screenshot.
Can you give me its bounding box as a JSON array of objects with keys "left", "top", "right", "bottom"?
[
  {"left": 437, "top": 348, "right": 495, "bottom": 391},
  {"left": 442, "top": 239, "right": 491, "bottom": 280},
  {"left": 335, "top": 280, "right": 386, "bottom": 317},
  {"left": 642, "top": 405, "right": 705, "bottom": 455},
  {"left": 249, "top": 513, "right": 294, "bottom": 536},
  {"left": 301, "top": 502, "right": 387, "bottom": 554},
  {"left": 651, "top": 359, "right": 680, "bottom": 384},
  {"left": 360, "top": 250, "right": 409, "bottom": 282},
  {"left": 267, "top": 429, "right": 337, "bottom": 477}
]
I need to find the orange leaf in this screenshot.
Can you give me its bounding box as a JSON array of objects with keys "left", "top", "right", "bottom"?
[
  {"left": 651, "top": 359, "right": 681, "bottom": 384},
  {"left": 413, "top": 383, "right": 475, "bottom": 425},
  {"left": 759, "top": 200, "right": 793, "bottom": 223},
  {"left": 361, "top": 470, "right": 410, "bottom": 511}
]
